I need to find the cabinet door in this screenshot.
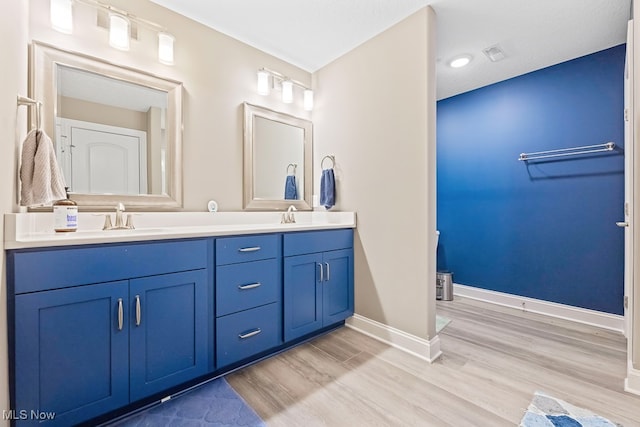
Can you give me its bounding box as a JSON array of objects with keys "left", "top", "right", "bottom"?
[
  {"left": 284, "top": 253, "right": 323, "bottom": 341},
  {"left": 14, "top": 281, "right": 129, "bottom": 427},
  {"left": 129, "top": 270, "right": 208, "bottom": 402},
  {"left": 322, "top": 249, "right": 354, "bottom": 326}
]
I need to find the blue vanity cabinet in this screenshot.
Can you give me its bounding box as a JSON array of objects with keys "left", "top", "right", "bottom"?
[
  {"left": 215, "top": 234, "right": 282, "bottom": 368},
  {"left": 8, "top": 238, "right": 212, "bottom": 426},
  {"left": 283, "top": 229, "right": 354, "bottom": 341},
  {"left": 129, "top": 269, "right": 209, "bottom": 402},
  {"left": 14, "top": 281, "right": 130, "bottom": 427}
]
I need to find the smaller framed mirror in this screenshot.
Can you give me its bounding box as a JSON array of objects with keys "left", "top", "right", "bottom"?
[{"left": 243, "top": 103, "right": 313, "bottom": 210}]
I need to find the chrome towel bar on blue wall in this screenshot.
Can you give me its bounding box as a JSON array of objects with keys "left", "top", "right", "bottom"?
[{"left": 518, "top": 142, "right": 616, "bottom": 161}]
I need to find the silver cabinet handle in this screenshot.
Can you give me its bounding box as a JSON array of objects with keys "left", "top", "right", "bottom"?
[
  {"left": 325, "top": 262, "right": 330, "bottom": 281},
  {"left": 135, "top": 295, "right": 141, "bottom": 326},
  {"left": 318, "top": 263, "right": 324, "bottom": 282},
  {"left": 238, "top": 246, "right": 261, "bottom": 252},
  {"left": 617, "top": 221, "right": 629, "bottom": 227},
  {"left": 238, "top": 282, "right": 261, "bottom": 290},
  {"left": 239, "top": 328, "right": 262, "bottom": 339},
  {"left": 117, "top": 298, "right": 123, "bottom": 331}
]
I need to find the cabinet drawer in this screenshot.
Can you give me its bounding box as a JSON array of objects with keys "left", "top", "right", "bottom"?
[
  {"left": 216, "top": 303, "right": 281, "bottom": 368},
  {"left": 216, "top": 234, "right": 280, "bottom": 265},
  {"left": 9, "top": 239, "right": 209, "bottom": 294},
  {"left": 284, "top": 229, "right": 353, "bottom": 257},
  {"left": 216, "top": 259, "right": 280, "bottom": 316}
]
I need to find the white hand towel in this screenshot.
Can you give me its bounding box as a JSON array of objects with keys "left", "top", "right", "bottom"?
[{"left": 20, "top": 129, "right": 67, "bottom": 206}]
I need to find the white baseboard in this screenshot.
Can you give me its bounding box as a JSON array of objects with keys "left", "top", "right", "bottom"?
[
  {"left": 346, "top": 314, "right": 442, "bottom": 363},
  {"left": 453, "top": 283, "right": 625, "bottom": 333},
  {"left": 625, "top": 366, "right": 640, "bottom": 396}
]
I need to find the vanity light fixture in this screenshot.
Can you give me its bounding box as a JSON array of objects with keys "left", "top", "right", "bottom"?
[
  {"left": 449, "top": 54, "right": 472, "bottom": 68},
  {"left": 109, "top": 13, "right": 130, "bottom": 51},
  {"left": 282, "top": 80, "right": 294, "bottom": 103},
  {"left": 158, "top": 32, "right": 175, "bottom": 65},
  {"left": 256, "top": 67, "right": 313, "bottom": 111},
  {"left": 50, "top": 0, "right": 176, "bottom": 65},
  {"left": 50, "top": 0, "right": 73, "bottom": 34}
]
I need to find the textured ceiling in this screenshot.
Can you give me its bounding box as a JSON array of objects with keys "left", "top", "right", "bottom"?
[{"left": 150, "top": 0, "right": 631, "bottom": 100}]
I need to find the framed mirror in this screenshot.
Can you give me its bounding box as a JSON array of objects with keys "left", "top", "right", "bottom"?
[
  {"left": 30, "top": 41, "right": 183, "bottom": 210},
  {"left": 243, "top": 103, "right": 313, "bottom": 210}
]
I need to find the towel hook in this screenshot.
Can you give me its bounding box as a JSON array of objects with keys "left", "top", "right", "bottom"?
[
  {"left": 321, "top": 155, "right": 335, "bottom": 169},
  {"left": 17, "top": 95, "right": 42, "bottom": 131},
  {"left": 287, "top": 163, "right": 297, "bottom": 175}
]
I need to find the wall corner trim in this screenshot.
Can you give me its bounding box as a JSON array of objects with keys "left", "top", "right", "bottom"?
[
  {"left": 346, "top": 314, "right": 442, "bottom": 362},
  {"left": 453, "top": 283, "right": 625, "bottom": 333},
  {"left": 625, "top": 367, "right": 640, "bottom": 396}
]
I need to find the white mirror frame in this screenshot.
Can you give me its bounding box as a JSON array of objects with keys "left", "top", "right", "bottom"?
[
  {"left": 29, "top": 41, "right": 183, "bottom": 210},
  {"left": 243, "top": 102, "right": 313, "bottom": 211}
]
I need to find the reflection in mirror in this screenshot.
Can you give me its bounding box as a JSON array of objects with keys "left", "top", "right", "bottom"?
[
  {"left": 30, "top": 42, "right": 183, "bottom": 210},
  {"left": 243, "top": 103, "right": 313, "bottom": 210}
]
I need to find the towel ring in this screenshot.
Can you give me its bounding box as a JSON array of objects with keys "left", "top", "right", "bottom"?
[
  {"left": 321, "top": 155, "right": 335, "bottom": 169},
  {"left": 287, "top": 163, "right": 297, "bottom": 175}
]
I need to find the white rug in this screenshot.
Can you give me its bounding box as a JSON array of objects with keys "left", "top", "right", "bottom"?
[{"left": 520, "top": 392, "right": 622, "bottom": 427}]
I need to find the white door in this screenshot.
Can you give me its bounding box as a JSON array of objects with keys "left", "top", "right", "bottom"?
[
  {"left": 623, "top": 20, "right": 634, "bottom": 339},
  {"left": 56, "top": 118, "right": 147, "bottom": 195}
]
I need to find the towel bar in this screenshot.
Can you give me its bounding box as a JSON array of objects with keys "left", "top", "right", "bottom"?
[{"left": 518, "top": 142, "right": 616, "bottom": 161}]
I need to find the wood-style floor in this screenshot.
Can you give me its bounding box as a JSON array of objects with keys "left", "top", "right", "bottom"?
[{"left": 227, "top": 297, "right": 640, "bottom": 426}]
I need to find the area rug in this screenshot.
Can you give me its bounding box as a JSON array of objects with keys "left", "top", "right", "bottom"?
[
  {"left": 110, "top": 377, "right": 266, "bottom": 426},
  {"left": 519, "top": 392, "right": 622, "bottom": 427},
  {"left": 436, "top": 315, "right": 451, "bottom": 333}
]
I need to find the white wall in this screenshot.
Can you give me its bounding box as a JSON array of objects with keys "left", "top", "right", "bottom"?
[
  {"left": 1, "top": 1, "right": 28, "bottom": 424},
  {"left": 313, "top": 7, "right": 437, "bottom": 340}
]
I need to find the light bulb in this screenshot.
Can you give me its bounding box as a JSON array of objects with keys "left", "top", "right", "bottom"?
[
  {"left": 257, "top": 70, "right": 270, "bottom": 95},
  {"left": 109, "top": 13, "right": 130, "bottom": 51},
  {"left": 282, "top": 80, "right": 293, "bottom": 103},
  {"left": 304, "top": 89, "right": 313, "bottom": 111},
  {"left": 158, "top": 32, "right": 175, "bottom": 65},
  {"left": 50, "top": 0, "right": 73, "bottom": 34}
]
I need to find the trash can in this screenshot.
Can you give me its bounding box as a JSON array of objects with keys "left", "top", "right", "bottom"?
[{"left": 436, "top": 271, "right": 453, "bottom": 301}]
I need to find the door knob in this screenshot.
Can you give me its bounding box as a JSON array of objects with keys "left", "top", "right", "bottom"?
[{"left": 616, "top": 221, "right": 629, "bottom": 227}]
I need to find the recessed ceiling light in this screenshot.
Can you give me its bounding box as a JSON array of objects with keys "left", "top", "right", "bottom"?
[{"left": 449, "top": 55, "right": 472, "bottom": 68}]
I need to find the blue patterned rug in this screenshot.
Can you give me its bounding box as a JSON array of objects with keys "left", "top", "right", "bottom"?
[
  {"left": 109, "top": 377, "right": 265, "bottom": 426},
  {"left": 520, "top": 392, "right": 622, "bottom": 427}
]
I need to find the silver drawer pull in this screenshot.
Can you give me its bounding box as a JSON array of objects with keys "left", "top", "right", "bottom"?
[
  {"left": 318, "top": 263, "right": 324, "bottom": 282},
  {"left": 117, "top": 298, "right": 124, "bottom": 331},
  {"left": 135, "top": 295, "right": 141, "bottom": 326},
  {"left": 238, "top": 282, "right": 262, "bottom": 290},
  {"left": 238, "top": 246, "right": 261, "bottom": 252},
  {"left": 325, "top": 262, "right": 330, "bottom": 281},
  {"left": 239, "top": 328, "right": 262, "bottom": 339}
]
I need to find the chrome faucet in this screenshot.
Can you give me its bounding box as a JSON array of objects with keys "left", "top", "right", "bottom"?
[
  {"left": 281, "top": 205, "right": 297, "bottom": 224},
  {"left": 103, "top": 202, "right": 135, "bottom": 230}
]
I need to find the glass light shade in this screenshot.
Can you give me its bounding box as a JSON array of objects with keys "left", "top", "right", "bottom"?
[
  {"left": 449, "top": 55, "right": 472, "bottom": 68},
  {"left": 303, "top": 89, "right": 314, "bottom": 111},
  {"left": 257, "top": 70, "right": 270, "bottom": 95},
  {"left": 50, "top": 0, "right": 73, "bottom": 34},
  {"left": 109, "top": 13, "right": 130, "bottom": 51},
  {"left": 158, "top": 32, "right": 175, "bottom": 65},
  {"left": 282, "top": 80, "right": 293, "bottom": 104}
]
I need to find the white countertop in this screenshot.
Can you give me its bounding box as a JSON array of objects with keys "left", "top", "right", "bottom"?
[{"left": 4, "top": 211, "right": 356, "bottom": 249}]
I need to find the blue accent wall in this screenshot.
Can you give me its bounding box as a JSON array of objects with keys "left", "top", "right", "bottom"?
[{"left": 437, "top": 45, "right": 626, "bottom": 315}]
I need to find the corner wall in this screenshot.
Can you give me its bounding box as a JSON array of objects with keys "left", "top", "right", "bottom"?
[
  {"left": 437, "top": 45, "right": 626, "bottom": 315},
  {"left": 0, "top": 1, "right": 28, "bottom": 424},
  {"left": 313, "top": 7, "right": 437, "bottom": 340}
]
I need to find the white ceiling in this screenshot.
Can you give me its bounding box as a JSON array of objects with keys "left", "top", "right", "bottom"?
[{"left": 150, "top": 0, "right": 631, "bottom": 100}]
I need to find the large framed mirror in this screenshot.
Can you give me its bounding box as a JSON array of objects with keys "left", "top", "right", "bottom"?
[
  {"left": 30, "top": 41, "right": 183, "bottom": 210},
  {"left": 243, "top": 103, "right": 313, "bottom": 210}
]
